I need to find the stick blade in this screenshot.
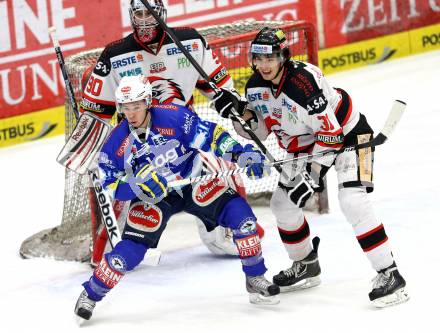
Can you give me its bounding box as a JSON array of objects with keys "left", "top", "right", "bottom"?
[{"left": 380, "top": 100, "right": 406, "bottom": 139}]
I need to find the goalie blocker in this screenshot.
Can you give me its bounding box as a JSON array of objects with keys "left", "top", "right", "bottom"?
[{"left": 57, "top": 112, "right": 112, "bottom": 174}]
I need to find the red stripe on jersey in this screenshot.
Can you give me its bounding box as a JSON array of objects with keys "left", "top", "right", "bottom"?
[
  {"left": 316, "top": 141, "right": 343, "bottom": 149},
  {"left": 80, "top": 111, "right": 112, "bottom": 119},
  {"left": 82, "top": 94, "right": 116, "bottom": 106},
  {"left": 316, "top": 129, "right": 343, "bottom": 137}
]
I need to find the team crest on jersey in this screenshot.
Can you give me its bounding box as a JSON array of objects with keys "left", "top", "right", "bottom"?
[
  {"left": 149, "top": 76, "right": 185, "bottom": 104},
  {"left": 127, "top": 202, "right": 162, "bottom": 232},
  {"left": 192, "top": 178, "right": 228, "bottom": 207}
]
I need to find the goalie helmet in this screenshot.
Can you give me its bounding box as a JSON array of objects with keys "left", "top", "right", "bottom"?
[
  {"left": 249, "top": 27, "right": 290, "bottom": 72},
  {"left": 129, "top": 0, "right": 167, "bottom": 43},
  {"left": 115, "top": 75, "right": 153, "bottom": 113}
]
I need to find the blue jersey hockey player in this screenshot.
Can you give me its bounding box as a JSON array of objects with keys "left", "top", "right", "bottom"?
[{"left": 74, "top": 75, "right": 280, "bottom": 321}]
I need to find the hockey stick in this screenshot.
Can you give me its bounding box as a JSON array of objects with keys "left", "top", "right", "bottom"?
[
  {"left": 139, "top": 0, "right": 284, "bottom": 174},
  {"left": 49, "top": 27, "right": 161, "bottom": 266},
  {"left": 168, "top": 100, "right": 406, "bottom": 187},
  {"left": 49, "top": 27, "right": 161, "bottom": 265},
  {"left": 49, "top": 26, "right": 122, "bottom": 249}
]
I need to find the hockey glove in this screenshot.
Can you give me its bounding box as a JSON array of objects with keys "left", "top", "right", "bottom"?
[
  {"left": 213, "top": 88, "right": 247, "bottom": 119},
  {"left": 134, "top": 163, "right": 168, "bottom": 201},
  {"left": 236, "top": 144, "right": 270, "bottom": 180},
  {"left": 281, "top": 163, "right": 325, "bottom": 208}
]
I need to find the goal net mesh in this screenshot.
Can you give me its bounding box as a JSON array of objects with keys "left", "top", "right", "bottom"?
[{"left": 20, "top": 20, "right": 325, "bottom": 262}]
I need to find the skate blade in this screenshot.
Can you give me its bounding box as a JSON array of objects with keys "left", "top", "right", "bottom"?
[
  {"left": 75, "top": 315, "right": 86, "bottom": 326},
  {"left": 249, "top": 293, "right": 280, "bottom": 305},
  {"left": 372, "top": 287, "right": 410, "bottom": 308},
  {"left": 279, "top": 276, "right": 321, "bottom": 293}
]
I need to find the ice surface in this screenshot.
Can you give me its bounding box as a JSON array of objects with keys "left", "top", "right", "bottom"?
[{"left": 1, "top": 50, "right": 439, "bottom": 332}]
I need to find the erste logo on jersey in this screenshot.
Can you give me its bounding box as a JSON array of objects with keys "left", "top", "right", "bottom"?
[
  {"left": 127, "top": 202, "right": 162, "bottom": 233},
  {"left": 248, "top": 90, "right": 270, "bottom": 102},
  {"left": 112, "top": 53, "right": 143, "bottom": 69},
  {"left": 166, "top": 42, "right": 198, "bottom": 56}
]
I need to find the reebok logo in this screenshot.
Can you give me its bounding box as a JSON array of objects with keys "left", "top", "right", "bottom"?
[{"left": 91, "top": 170, "right": 120, "bottom": 243}]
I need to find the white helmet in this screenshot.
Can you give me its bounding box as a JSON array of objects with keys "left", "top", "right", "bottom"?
[
  {"left": 115, "top": 75, "right": 153, "bottom": 113},
  {"left": 129, "top": 0, "right": 167, "bottom": 43}
]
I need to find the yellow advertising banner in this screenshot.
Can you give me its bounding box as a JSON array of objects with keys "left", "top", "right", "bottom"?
[
  {"left": 0, "top": 106, "right": 64, "bottom": 148},
  {"left": 409, "top": 23, "right": 440, "bottom": 54},
  {"left": 318, "top": 32, "right": 411, "bottom": 75}
]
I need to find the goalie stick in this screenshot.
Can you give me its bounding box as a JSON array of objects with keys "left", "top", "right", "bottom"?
[
  {"left": 139, "top": 0, "right": 285, "bottom": 175},
  {"left": 49, "top": 27, "right": 161, "bottom": 265},
  {"left": 49, "top": 26, "right": 122, "bottom": 249},
  {"left": 168, "top": 100, "right": 406, "bottom": 187}
]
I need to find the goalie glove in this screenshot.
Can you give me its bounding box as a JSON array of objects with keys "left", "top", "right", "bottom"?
[
  {"left": 134, "top": 163, "right": 168, "bottom": 201},
  {"left": 212, "top": 88, "right": 247, "bottom": 119}
]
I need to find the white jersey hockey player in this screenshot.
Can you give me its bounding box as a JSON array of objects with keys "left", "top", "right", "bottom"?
[
  {"left": 235, "top": 27, "right": 409, "bottom": 308},
  {"left": 80, "top": 0, "right": 255, "bottom": 256}
]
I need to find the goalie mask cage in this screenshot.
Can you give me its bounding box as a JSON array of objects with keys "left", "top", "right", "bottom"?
[{"left": 20, "top": 20, "right": 327, "bottom": 262}]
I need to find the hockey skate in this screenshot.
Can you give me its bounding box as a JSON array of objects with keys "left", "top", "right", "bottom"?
[
  {"left": 369, "top": 263, "right": 409, "bottom": 308},
  {"left": 246, "top": 275, "right": 280, "bottom": 305},
  {"left": 74, "top": 290, "right": 96, "bottom": 323},
  {"left": 273, "top": 236, "right": 321, "bottom": 292}
]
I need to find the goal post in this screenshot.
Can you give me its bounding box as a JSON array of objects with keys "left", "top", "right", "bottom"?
[{"left": 20, "top": 20, "right": 327, "bottom": 263}]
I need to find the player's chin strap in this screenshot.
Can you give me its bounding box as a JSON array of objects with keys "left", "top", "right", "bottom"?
[
  {"left": 138, "top": 0, "right": 289, "bottom": 179},
  {"left": 168, "top": 100, "right": 406, "bottom": 188}
]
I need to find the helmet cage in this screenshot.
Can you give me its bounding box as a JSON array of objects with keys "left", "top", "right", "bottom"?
[{"left": 129, "top": 0, "right": 167, "bottom": 41}]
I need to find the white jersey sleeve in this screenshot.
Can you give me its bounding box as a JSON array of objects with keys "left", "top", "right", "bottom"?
[{"left": 194, "top": 35, "right": 234, "bottom": 99}]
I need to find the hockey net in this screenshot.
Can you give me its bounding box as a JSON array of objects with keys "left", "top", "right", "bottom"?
[{"left": 20, "top": 20, "right": 326, "bottom": 262}]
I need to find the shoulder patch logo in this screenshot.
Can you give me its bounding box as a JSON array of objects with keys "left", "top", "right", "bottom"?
[{"left": 307, "top": 95, "right": 328, "bottom": 115}]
